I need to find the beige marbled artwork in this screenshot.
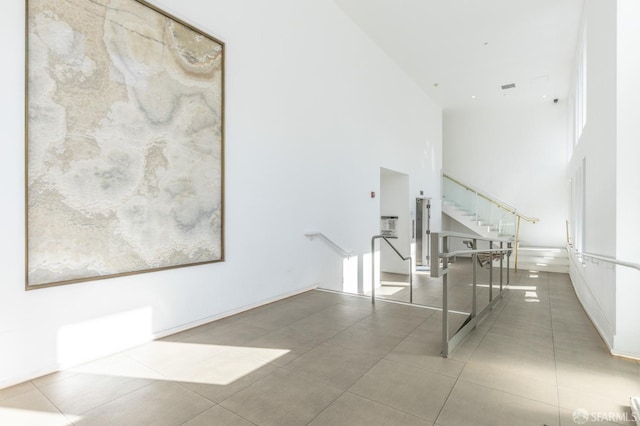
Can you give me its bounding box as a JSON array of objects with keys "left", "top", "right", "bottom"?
[{"left": 27, "top": 0, "right": 224, "bottom": 286}]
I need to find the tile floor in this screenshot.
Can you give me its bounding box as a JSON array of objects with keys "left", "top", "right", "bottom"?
[{"left": 1, "top": 266, "right": 639, "bottom": 425}]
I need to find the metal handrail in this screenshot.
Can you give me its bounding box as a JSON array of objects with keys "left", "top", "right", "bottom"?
[
  {"left": 442, "top": 248, "right": 513, "bottom": 258},
  {"left": 568, "top": 246, "right": 640, "bottom": 271},
  {"left": 371, "top": 235, "right": 413, "bottom": 304},
  {"left": 431, "top": 232, "right": 511, "bottom": 357},
  {"left": 305, "top": 232, "right": 353, "bottom": 257},
  {"left": 436, "top": 231, "right": 511, "bottom": 243},
  {"left": 443, "top": 173, "right": 539, "bottom": 223},
  {"left": 567, "top": 245, "right": 640, "bottom": 359}
]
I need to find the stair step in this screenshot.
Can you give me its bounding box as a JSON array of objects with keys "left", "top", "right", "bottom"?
[
  {"left": 511, "top": 247, "right": 569, "bottom": 273},
  {"left": 442, "top": 203, "right": 505, "bottom": 240},
  {"left": 517, "top": 247, "right": 568, "bottom": 258},
  {"left": 516, "top": 256, "right": 569, "bottom": 266},
  {"left": 514, "top": 262, "right": 569, "bottom": 274}
]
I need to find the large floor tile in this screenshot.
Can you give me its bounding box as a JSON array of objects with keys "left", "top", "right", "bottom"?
[
  {"left": 460, "top": 356, "right": 558, "bottom": 406},
  {"left": 436, "top": 380, "right": 559, "bottom": 426},
  {"left": 471, "top": 332, "right": 556, "bottom": 364},
  {"left": 0, "top": 381, "right": 37, "bottom": 402},
  {"left": 66, "top": 353, "right": 165, "bottom": 380},
  {"left": 180, "top": 363, "right": 276, "bottom": 404},
  {"left": 242, "top": 328, "right": 323, "bottom": 367},
  {"left": 31, "top": 370, "right": 79, "bottom": 389},
  {"left": 237, "top": 302, "right": 315, "bottom": 331},
  {"left": 38, "top": 371, "right": 154, "bottom": 416},
  {"left": 385, "top": 329, "right": 465, "bottom": 378},
  {"left": 355, "top": 311, "right": 426, "bottom": 337},
  {"left": 174, "top": 346, "right": 278, "bottom": 403},
  {"left": 488, "top": 318, "right": 554, "bottom": 342},
  {"left": 326, "top": 323, "right": 405, "bottom": 356},
  {"left": 280, "top": 314, "right": 348, "bottom": 342},
  {"left": 298, "top": 290, "right": 347, "bottom": 302},
  {"left": 349, "top": 359, "right": 456, "bottom": 422},
  {"left": 557, "top": 385, "right": 637, "bottom": 422},
  {"left": 554, "top": 344, "right": 634, "bottom": 370},
  {"left": 309, "top": 392, "right": 430, "bottom": 426},
  {"left": 169, "top": 321, "right": 273, "bottom": 346},
  {"left": 374, "top": 301, "right": 437, "bottom": 320},
  {"left": 123, "top": 340, "right": 227, "bottom": 373},
  {"left": 340, "top": 296, "right": 386, "bottom": 309},
  {"left": 182, "top": 405, "right": 254, "bottom": 426},
  {"left": 0, "top": 389, "right": 73, "bottom": 426},
  {"left": 285, "top": 343, "right": 380, "bottom": 390},
  {"left": 552, "top": 326, "right": 604, "bottom": 348},
  {"left": 35, "top": 354, "right": 162, "bottom": 416},
  {"left": 75, "top": 381, "right": 213, "bottom": 426},
  {"left": 556, "top": 361, "right": 640, "bottom": 408},
  {"left": 220, "top": 368, "right": 342, "bottom": 426},
  {"left": 290, "top": 291, "right": 343, "bottom": 312},
  {"left": 314, "top": 304, "right": 378, "bottom": 328}
]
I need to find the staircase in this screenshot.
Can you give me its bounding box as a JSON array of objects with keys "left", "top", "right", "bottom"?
[
  {"left": 441, "top": 174, "right": 569, "bottom": 274},
  {"left": 514, "top": 247, "right": 569, "bottom": 273},
  {"left": 442, "top": 200, "right": 508, "bottom": 239}
]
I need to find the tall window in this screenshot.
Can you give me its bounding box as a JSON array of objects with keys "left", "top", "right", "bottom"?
[
  {"left": 572, "top": 158, "right": 587, "bottom": 252},
  {"left": 574, "top": 24, "right": 588, "bottom": 145}
]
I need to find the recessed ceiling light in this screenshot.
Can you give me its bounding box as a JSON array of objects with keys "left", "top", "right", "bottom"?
[
  {"left": 471, "top": 95, "right": 476, "bottom": 99},
  {"left": 542, "top": 94, "right": 548, "bottom": 98}
]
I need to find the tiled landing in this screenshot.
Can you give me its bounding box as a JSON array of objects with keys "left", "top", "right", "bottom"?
[{"left": 1, "top": 270, "right": 638, "bottom": 425}]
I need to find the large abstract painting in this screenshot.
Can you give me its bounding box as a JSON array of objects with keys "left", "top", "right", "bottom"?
[{"left": 26, "top": 0, "right": 224, "bottom": 288}]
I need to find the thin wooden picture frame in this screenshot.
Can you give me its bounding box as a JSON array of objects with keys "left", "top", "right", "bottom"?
[{"left": 25, "top": 0, "right": 225, "bottom": 289}]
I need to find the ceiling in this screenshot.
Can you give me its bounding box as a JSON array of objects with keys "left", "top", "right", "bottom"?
[{"left": 334, "top": 0, "right": 585, "bottom": 110}]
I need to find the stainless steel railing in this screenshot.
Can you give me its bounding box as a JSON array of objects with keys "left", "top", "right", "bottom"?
[
  {"left": 305, "top": 232, "right": 353, "bottom": 257},
  {"left": 567, "top": 245, "right": 640, "bottom": 359},
  {"left": 370, "top": 235, "right": 413, "bottom": 304},
  {"left": 569, "top": 246, "right": 640, "bottom": 271},
  {"left": 430, "top": 231, "right": 512, "bottom": 357}
]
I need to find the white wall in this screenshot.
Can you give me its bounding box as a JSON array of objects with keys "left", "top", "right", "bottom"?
[
  {"left": 616, "top": 0, "right": 640, "bottom": 264},
  {"left": 568, "top": 0, "right": 617, "bottom": 258},
  {"left": 567, "top": 0, "right": 640, "bottom": 359},
  {"left": 443, "top": 103, "right": 568, "bottom": 247},
  {"left": 614, "top": 0, "right": 640, "bottom": 358},
  {"left": 0, "top": 0, "right": 442, "bottom": 387}
]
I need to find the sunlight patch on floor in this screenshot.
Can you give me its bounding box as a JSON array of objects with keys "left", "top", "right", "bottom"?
[
  {"left": 71, "top": 342, "right": 290, "bottom": 385},
  {"left": 0, "top": 407, "right": 79, "bottom": 426}
]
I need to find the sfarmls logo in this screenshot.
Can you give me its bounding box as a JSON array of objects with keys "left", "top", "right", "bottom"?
[{"left": 572, "top": 408, "right": 638, "bottom": 424}]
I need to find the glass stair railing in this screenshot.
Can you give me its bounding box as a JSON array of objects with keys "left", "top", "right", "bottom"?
[{"left": 442, "top": 173, "right": 539, "bottom": 271}]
